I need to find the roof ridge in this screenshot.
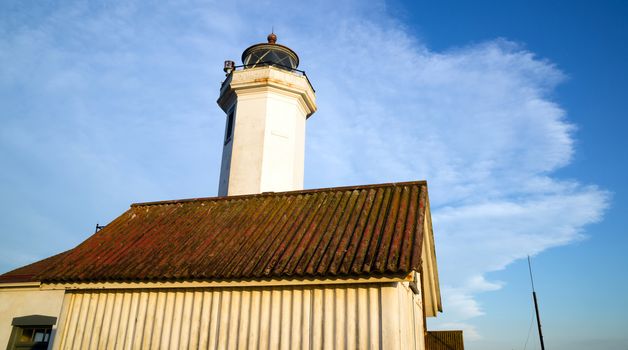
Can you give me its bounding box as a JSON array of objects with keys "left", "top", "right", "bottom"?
[{"left": 130, "top": 180, "right": 427, "bottom": 208}]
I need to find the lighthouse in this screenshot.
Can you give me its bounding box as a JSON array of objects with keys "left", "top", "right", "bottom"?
[{"left": 217, "top": 33, "right": 317, "bottom": 196}]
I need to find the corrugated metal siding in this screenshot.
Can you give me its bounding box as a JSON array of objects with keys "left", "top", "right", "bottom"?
[
  {"left": 398, "top": 282, "right": 426, "bottom": 350},
  {"left": 53, "top": 283, "right": 424, "bottom": 350},
  {"left": 38, "top": 181, "right": 428, "bottom": 283},
  {"left": 425, "top": 330, "right": 464, "bottom": 350}
]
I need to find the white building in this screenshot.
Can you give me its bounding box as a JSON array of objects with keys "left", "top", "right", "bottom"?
[{"left": 0, "top": 34, "right": 457, "bottom": 350}]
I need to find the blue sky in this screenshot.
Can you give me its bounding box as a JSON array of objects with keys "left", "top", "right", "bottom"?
[{"left": 1, "top": 1, "right": 626, "bottom": 349}]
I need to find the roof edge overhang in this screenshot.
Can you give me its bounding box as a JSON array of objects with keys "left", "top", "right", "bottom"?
[
  {"left": 40, "top": 273, "right": 416, "bottom": 291},
  {"left": 0, "top": 281, "right": 41, "bottom": 290},
  {"left": 421, "top": 195, "right": 443, "bottom": 317}
]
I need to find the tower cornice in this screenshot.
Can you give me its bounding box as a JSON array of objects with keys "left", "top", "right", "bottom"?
[{"left": 217, "top": 66, "right": 317, "bottom": 117}]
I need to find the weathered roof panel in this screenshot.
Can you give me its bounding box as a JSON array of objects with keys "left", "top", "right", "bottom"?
[
  {"left": 426, "top": 330, "right": 465, "bottom": 350},
  {"left": 2, "top": 181, "right": 430, "bottom": 283},
  {"left": 0, "top": 251, "right": 68, "bottom": 283}
]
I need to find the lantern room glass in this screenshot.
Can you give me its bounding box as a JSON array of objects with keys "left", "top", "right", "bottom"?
[{"left": 243, "top": 49, "right": 297, "bottom": 70}]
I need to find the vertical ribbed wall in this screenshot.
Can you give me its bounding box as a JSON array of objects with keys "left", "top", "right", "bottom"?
[
  {"left": 398, "top": 282, "right": 425, "bottom": 350},
  {"left": 53, "top": 283, "right": 423, "bottom": 350}
]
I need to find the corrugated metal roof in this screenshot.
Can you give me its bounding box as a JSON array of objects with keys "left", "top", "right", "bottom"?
[
  {"left": 426, "top": 330, "right": 465, "bottom": 350},
  {"left": 4, "top": 181, "right": 429, "bottom": 283},
  {"left": 0, "top": 251, "right": 68, "bottom": 283}
]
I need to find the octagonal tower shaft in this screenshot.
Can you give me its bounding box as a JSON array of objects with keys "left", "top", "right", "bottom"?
[{"left": 217, "top": 65, "right": 316, "bottom": 196}]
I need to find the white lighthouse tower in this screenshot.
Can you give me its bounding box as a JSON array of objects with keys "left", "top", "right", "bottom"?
[{"left": 217, "top": 33, "right": 317, "bottom": 196}]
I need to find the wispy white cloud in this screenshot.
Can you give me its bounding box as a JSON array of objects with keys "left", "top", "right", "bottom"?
[
  {"left": 0, "top": 0, "right": 608, "bottom": 341},
  {"left": 288, "top": 10, "right": 609, "bottom": 337}
]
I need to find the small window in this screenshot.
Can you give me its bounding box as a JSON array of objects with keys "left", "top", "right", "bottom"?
[
  {"left": 10, "top": 326, "right": 51, "bottom": 349},
  {"left": 7, "top": 315, "right": 56, "bottom": 350},
  {"left": 224, "top": 108, "right": 235, "bottom": 144}
]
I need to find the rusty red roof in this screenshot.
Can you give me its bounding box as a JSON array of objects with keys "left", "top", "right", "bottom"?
[
  {"left": 0, "top": 251, "right": 69, "bottom": 283},
  {"left": 2, "top": 181, "right": 430, "bottom": 283},
  {"left": 426, "top": 330, "right": 465, "bottom": 350}
]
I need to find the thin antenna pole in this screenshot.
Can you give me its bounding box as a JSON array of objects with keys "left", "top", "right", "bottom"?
[
  {"left": 527, "top": 255, "right": 546, "bottom": 350},
  {"left": 527, "top": 255, "right": 536, "bottom": 292}
]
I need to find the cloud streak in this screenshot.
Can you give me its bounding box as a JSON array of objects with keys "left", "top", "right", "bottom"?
[
  {"left": 290, "top": 12, "right": 610, "bottom": 337},
  {"left": 0, "top": 0, "right": 609, "bottom": 341}
]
